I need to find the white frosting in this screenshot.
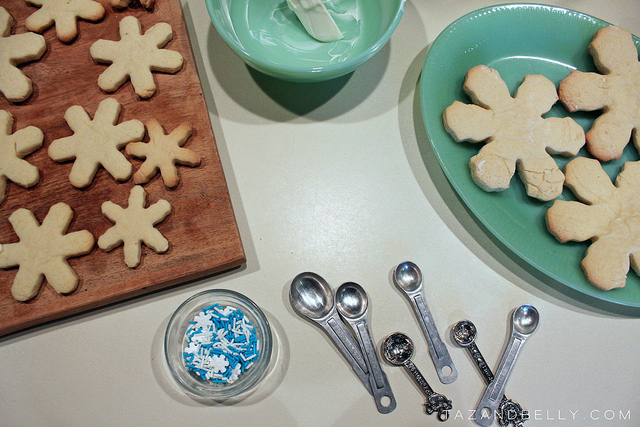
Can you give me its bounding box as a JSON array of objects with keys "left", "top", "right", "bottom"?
[{"left": 286, "top": 0, "right": 343, "bottom": 42}]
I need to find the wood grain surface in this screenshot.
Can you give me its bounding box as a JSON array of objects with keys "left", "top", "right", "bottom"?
[{"left": 0, "top": 0, "right": 245, "bottom": 336}]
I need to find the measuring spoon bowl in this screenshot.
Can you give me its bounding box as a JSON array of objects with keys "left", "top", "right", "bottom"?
[
  {"left": 513, "top": 305, "right": 539, "bottom": 336},
  {"left": 335, "top": 281, "right": 368, "bottom": 319},
  {"left": 290, "top": 272, "right": 333, "bottom": 320},
  {"left": 394, "top": 261, "right": 423, "bottom": 292},
  {"left": 452, "top": 320, "right": 478, "bottom": 347},
  {"left": 381, "top": 332, "right": 414, "bottom": 366}
]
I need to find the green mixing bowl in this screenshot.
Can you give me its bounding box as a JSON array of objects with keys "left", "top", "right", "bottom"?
[{"left": 206, "top": 0, "right": 406, "bottom": 82}]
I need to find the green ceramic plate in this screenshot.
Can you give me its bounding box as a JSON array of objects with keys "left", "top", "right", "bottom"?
[{"left": 420, "top": 3, "right": 640, "bottom": 312}]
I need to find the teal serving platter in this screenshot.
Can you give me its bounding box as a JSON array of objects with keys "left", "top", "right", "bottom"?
[{"left": 420, "top": 3, "right": 640, "bottom": 312}]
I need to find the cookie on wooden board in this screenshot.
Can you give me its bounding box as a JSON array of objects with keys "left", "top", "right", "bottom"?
[
  {"left": 98, "top": 185, "right": 171, "bottom": 268},
  {"left": 48, "top": 98, "right": 145, "bottom": 188},
  {"left": 0, "top": 6, "right": 46, "bottom": 102},
  {"left": 126, "top": 119, "right": 200, "bottom": 188},
  {"left": 25, "top": 0, "right": 105, "bottom": 43},
  {"left": 0, "top": 110, "right": 44, "bottom": 204},
  {"left": 0, "top": 203, "right": 94, "bottom": 301},
  {"left": 90, "top": 16, "right": 184, "bottom": 99}
]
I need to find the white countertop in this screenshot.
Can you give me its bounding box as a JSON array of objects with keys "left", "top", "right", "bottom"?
[{"left": 2, "top": 1, "right": 640, "bottom": 426}]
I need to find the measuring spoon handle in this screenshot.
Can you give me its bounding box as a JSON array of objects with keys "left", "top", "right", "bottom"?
[
  {"left": 406, "top": 290, "right": 458, "bottom": 384},
  {"left": 403, "top": 359, "right": 453, "bottom": 421},
  {"left": 402, "top": 358, "right": 434, "bottom": 396},
  {"left": 475, "top": 333, "right": 528, "bottom": 426},
  {"left": 317, "top": 314, "right": 372, "bottom": 395},
  {"left": 467, "top": 342, "right": 529, "bottom": 427},
  {"left": 467, "top": 342, "right": 495, "bottom": 384},
  {"left": 351, "top": 319, "right": 397, "bottom": 414}
]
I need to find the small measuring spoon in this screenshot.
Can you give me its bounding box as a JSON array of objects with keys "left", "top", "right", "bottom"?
[
  {"left": 475, "top": 305, "right": 539, "bottom": 427},
  {"left": 393, "top": 261, "right": 457, "bottom": 384},
  {"left": 289, "top": 272, "right": 372, "bottom": 395},
  {"left": 452, "top": 320, "right": 528, "bottom": 427},
  {"left": 382, "top": 332, "right": 452, "bottom": 421},
  {"left": 336, "top": 282, "right": 397, "bottom": 414}
]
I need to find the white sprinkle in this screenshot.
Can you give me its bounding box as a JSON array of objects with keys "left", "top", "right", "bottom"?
[
  {"left": 184, "top": 342, "right": 200, "bottom": 354},
  {"left": 209, "top": 354, "right": 229, "bottom": 373},
  {"left": 216, "top": 306, "right": 235, "bottom": 317},
  {"left": 241, "top": 353, "right": 257, "bottom": 362}
]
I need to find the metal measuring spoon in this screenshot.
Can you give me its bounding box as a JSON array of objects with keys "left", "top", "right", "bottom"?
[
  {"left": 453, "top": 320, "right": 528, "bottom": 427},
  {"left": 336, "top": 282, "right": 397, "bottom": 414},
  {"left": 392, "top": 261, "right": 458, "bottom": 384},
  {"left": 289, "top": 272, "right": 372, "bottom": 395},
  {"left": 475, "top": 305, "right": 539, "bottom": 427},
  {"left": 382, "top": 332, "right": 452, "bottom": 421}
]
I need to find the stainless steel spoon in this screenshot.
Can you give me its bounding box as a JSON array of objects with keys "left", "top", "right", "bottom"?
[
  {"left": 289, "top": 272, "right": 372, "bottom": 395},
  {"left": 475, "top": 305, "right": 539, "bottom": 427},
  {"left": 336, "top": 282, "right": 397, "bottom": 414},
  {"left": 382, "top": 332, "right": 452, "bottom": 421},
  {"left": 452, "top": 320, "right": 528, "bottom": 427},
  {"left": 393, "top": 261, "right": 458, "bottom": 384}
]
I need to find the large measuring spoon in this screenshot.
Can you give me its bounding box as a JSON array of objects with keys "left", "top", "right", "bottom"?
[
  {"left": 336, "top": 282, "right": 397, "bottom": 414},
  {"left": 289, "top": 272, "right": 372, "bottom": 395},
  {"left": 393, "top": 261, "right": 458, "bottom": 384},
  {"left": 382, "top": 332, "right": 452, "bottom": 421},
  {"left": 475, "top": 305, "right": 539, "bottom": 427},
  {"left": 452, "top": 320, "right": 528, "bottom": 427}
]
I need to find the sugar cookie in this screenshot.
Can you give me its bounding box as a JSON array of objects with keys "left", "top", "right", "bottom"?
[
  {"left": 443, "top": 65, "right": 585, "bottom": 201},
  {"left": 0, "top": 110, "right": 44, "bottom": 204},
  {"left": 98, "top": 185, "right": 172, "bottom": 268},
  {"left": 0, "top": 6, "right": 47, "bottom": 102},
  {"left": 559, "top": 26, "right": 640, "bottom": 161},
  {"left": 546, "top": 157, "right": 640, "bottom": 290},
  {"left": 25, "top": 0, "right": 105, "bottom": 43},
  {"left": 126, "top": 119, "right": 200, "bottom": 188},
  {"left": 111, "top": 0, "right": 155, "bottom": 10},
  {"left": 90, "top": 16, "right": 184, "bottom": 99},
  {"left": 48, "top": 98, "right": 145, "bottom": 188},
  {"left": 0, "top": 203, "right": 95, "bottom": 301}
]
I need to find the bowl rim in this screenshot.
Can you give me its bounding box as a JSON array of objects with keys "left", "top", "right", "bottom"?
[
  {"left": 205, "top": 0, "right": 407, "bottom": 81},
  {"left": 163, "top": 288, "right": 273, "bottom": 399}
]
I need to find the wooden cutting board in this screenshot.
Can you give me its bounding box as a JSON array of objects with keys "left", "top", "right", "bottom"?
[{"left": 0, "top": 0, "right": 245, "bottom": 336}]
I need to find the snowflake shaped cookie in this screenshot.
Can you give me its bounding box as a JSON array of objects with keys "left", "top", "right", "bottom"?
[
  {"left": 443, "top": 65, "right": 585, "bottom": 201},
  {"left": 126, "top": 119, "right": 200, "bottom": 188},
  {"left": 25, "top": 0, "right": 105, "bottom": 43},
  {"left": 111, "top": 0, "right": 155, "bottom": 10},
  {"left": 0, "top": 110, "right": 44, "bottom": 204},
  {"left": 0, "top": 203, "right": 95, "bottom": 301},
  {"left": 90, "top": 16, "right": 184, "bottom": 99},
  {"left": 98, "top": 185, "right": 171, "bottom": 268},
  {"left": 546, "top": 157, "right": 640, "bottom": 290},
  {"left": 48, "top": 98, "right": 145, "bottom": 188},
  {"left": 559, "top": 26, "right": 640, "bottom": 161},
  {"left": 0, "top": 6, "right": 47, "bottom": 102}
]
